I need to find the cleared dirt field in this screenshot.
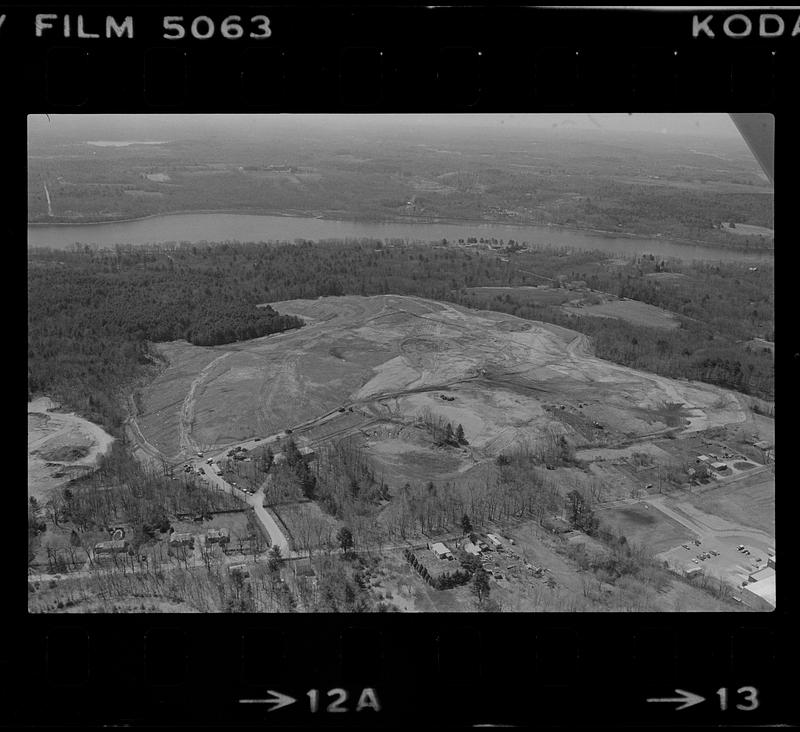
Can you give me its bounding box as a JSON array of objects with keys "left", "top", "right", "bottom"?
[
  {"left": 132, "top": 295, "right": 750, "bottom": 479},
  {"left": 28, "top": 397, "right": 115, "bottom": 502}
]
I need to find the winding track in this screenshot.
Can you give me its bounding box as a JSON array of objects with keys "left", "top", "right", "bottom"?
[{"left": 179, "top": 351, "right": 232, "bottom": 455}]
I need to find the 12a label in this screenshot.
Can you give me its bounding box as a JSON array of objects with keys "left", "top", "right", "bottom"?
[{"left": 307, "top": 688, "right": 381, "bottom": 713}]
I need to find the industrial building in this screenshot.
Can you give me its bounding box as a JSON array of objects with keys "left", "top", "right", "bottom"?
[
  {"left": 741, "top": 573, "right": 776, "bottom": 611},
  {"left": 747, "top": 565, "right": 775, "bottom": 584}
]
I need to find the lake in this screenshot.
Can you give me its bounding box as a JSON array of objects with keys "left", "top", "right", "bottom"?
[{"left": 27, "top": 212, "right": 773, "bottom": 263}]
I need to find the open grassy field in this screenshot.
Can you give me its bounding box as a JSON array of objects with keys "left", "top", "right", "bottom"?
[
  {"left": 563, "top": 298, "right": 679, "bottom": 330},
  {"left": 466, "top": 285, "right": 573, "bottom": 306},
  {"left": 596, "top": 502, "right": 694, "bottom": 553},
  {"left": 684, "top": 473, "right": 775, "bottom": 536}
]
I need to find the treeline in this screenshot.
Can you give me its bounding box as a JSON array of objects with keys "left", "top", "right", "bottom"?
[
  {"left": 465, "top": 259, "right": 774, "bottom": 399},
  {"left": 28, "top": 247, "right": 304, "bottom": 429}
]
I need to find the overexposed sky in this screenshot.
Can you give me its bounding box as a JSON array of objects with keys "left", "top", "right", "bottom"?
[{"left": 28, "top": 113, "right": 742, "bottom": 140}]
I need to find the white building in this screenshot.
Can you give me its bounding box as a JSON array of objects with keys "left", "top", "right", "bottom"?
[
  {"left": 429, "top": 542, "right": 453, "bottom": 560},
  {"left": 462, "top": 541, "right": 481, "bottom": 556},
  {"left": 741, "top": 574, "right": 776, "bottom": 610}
]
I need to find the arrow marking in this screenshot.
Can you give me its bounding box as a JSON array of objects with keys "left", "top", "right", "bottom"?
[
  {"left": 646, "top": 689, "right": 705, "bottom": 711},
  {"left": 239, "top": 690, "right": 297, "bottom": 711}
]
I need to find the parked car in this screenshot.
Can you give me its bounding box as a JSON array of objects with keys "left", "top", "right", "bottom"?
[{"left": 254, "top": 437, "right": 261, "bottom": 442}]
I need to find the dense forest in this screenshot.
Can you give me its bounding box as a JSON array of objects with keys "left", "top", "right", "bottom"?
[
  {"left": 28, "top": 239, "right": 773, "bottom": 432},
  {"left": 28, "top": 247, "right": 304, "bottom": 429}
]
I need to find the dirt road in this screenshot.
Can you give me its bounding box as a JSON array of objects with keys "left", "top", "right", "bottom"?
[{"left": 179, "top": 351, "right": 232, "bottom": 454}]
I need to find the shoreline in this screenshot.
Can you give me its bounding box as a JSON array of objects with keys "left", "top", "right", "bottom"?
[{"left": 27, "top": 208, "right": 774, "bottom": 256}]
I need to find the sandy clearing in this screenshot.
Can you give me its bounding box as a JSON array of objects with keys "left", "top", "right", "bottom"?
[
  {"left": 355, "top": 356, "right": 420, "bottom": 399},
  {"left": 136, "top": 295, "right": 750, "bottom": 469},
  {"left": 28, "top": 397, "right": 115, "bottom": 502}
]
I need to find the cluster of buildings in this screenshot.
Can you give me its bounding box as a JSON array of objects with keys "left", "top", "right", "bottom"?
[
  {"left": 428, "top": 533, "right": 507, "bottom": 561},
  {"left": 271, "top": 446, "right": 315, "bottom": 466}
]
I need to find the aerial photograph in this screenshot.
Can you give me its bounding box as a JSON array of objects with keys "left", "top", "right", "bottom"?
[{"left": 27, "top": 113, "right": 774, "bottom": 613}]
